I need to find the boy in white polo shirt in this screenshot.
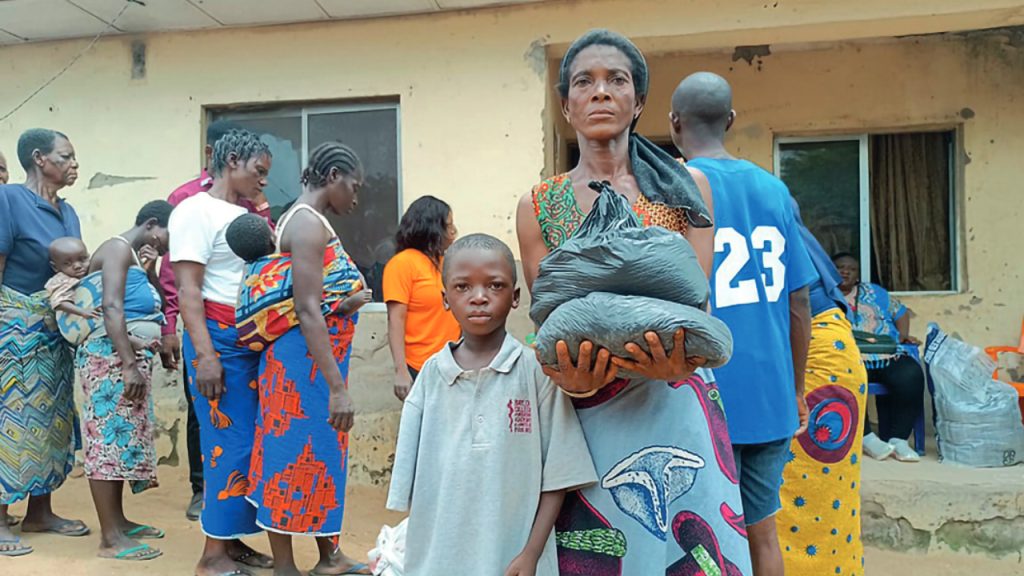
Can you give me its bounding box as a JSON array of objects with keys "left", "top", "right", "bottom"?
[{"left": 387, "top": 233, "right": 596, "bottom": 576}]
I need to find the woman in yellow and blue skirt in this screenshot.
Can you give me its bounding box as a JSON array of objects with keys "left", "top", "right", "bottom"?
[{"left": 778, "top": 200, "right": 868, "bottom": 576}]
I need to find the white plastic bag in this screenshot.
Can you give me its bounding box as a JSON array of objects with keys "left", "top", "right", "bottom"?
[
  {"left": 924, "top": 323, "right": 1024, "bottom": 467},
  {"left": 368, "top": 518, "right": 407, "bottom": 576}
]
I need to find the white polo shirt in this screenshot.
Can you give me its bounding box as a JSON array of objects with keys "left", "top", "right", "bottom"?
[
  {"left": 387, "top": 334, "right": 597, "bottom": 576},
  {"left": 168, "top": 191, "right": 247, "bottom": 306}
]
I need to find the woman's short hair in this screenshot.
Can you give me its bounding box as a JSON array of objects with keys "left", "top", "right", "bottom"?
[
  {"left": 831, "top": 251, "right": 857, "bottom": 263},
  {"left": 210, "top": 129, "right": 272, "bottom": 177},
  {"left": 135, "top": 200, "right": 174, "bottom": 227},
  {"left": 395, "top": 195, "right": 451, "bottom": 262},
  {"left": 206, "top": 120, "right": 242, "bottom": 148},
  {"left": 17, "top": 128, "right": 68, "bottom": 171},
  {"left": 557, "top": 29, "right": 648, "bottom": 100}
]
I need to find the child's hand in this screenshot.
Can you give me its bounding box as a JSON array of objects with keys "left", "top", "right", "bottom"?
[
  {"left": 340, "top": 289, "right": 373, "bottom": 316},
  {"left": 88, "top": 306, "right": 103, "bottom": 319},
  {"left": 504, "top": 552, "right": 538, "bottom": 576},
  {"left": 128, "top": 335, "right": 160, "bottom": 354}
]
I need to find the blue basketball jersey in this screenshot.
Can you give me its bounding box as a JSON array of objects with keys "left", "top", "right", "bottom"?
[{"left": 688, "top": 158, "right": 817, "bottom": 444}]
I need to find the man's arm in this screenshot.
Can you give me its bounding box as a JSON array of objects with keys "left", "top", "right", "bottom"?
[
  {"left": 789, "top": 286, "right": 811, "bottom": 436},
  {"left": 158, "top": 252, "right": 178, "bottom": 334}
]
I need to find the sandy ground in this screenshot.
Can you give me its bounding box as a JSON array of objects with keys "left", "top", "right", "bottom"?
[
  {"left": 2, "top": 466, "right": 1020, "bottom": 575},
  {"left": 2, "top": 467, "right": 405, "bottom": 576}
]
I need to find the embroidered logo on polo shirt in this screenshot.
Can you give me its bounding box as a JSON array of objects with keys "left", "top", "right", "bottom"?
[{"left": 507, "top": 399, "right": 532, "bottom": 434}]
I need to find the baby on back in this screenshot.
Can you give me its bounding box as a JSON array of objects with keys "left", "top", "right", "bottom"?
[
  {"left": 225, "top": 213, "right": 277, "bottom": 263},
  {"left": 46, "top": 236, "right": 99, "bottom": 320},
  {"left": 47, "top": 236, "right": 158, "bottom": 352}
]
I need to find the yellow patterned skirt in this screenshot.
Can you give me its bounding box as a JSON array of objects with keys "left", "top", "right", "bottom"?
[{"left": 779, "top": 308, "right": 868, "bottom": 576}]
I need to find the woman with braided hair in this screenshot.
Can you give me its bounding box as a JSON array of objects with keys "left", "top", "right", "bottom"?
[
  {"left": 244, "top": 141, "right": 372, "bottom": 576},
  {"left": 170, "top": 128, "right": 275, "bottom": 576}
]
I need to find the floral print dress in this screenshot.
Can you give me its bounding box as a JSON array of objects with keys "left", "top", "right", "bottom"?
[{"left": 74, "top": 265, "right": 162, "bottom": 493}]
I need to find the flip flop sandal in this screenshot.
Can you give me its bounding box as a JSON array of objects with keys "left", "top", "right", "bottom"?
[
  {"left": 124, "top": 524, "right": 165, "bottom": 539},
  {"left": 104, "top": 543, "right": 163, "bottom": 561},
  {"left": 22, "top": 519, "right": 90, "bottom": 537},
  {"left": 232, "top": 549, "right": 273, "bottom": 569},
  {"left": 0, "top": 538, "right": 33, "bottom": 557},
  {"left": 206, "top": 570, "right": 253, "bottom": 576},
  {"left": 310, "top": 563, "right": 372, "bottom": 576}
]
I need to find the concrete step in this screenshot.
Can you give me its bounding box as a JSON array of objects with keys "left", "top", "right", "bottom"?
[
  {"left": 865, "top": 547, "right": 1023, "bottom": 575},
  {"left": 861, "top": 452, "right": 1024, "bottom": 562}
]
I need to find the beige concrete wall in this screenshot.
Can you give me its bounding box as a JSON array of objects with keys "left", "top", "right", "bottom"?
[
  {"left": 622, "top": 32, "right": 1023, "bottom": 347},
  {"left": 2, "top": 0, "right": 1021, "bottom": 485}
]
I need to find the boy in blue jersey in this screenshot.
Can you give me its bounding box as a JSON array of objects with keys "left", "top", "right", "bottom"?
[{"left": 670, "top": 72, "right": 815, "bottom": 576}]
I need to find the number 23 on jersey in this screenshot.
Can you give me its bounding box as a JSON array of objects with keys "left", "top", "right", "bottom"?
[{"left": 713, "top": 226, "right": 786, "bottom": 308}]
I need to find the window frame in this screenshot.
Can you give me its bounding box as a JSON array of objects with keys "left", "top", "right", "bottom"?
[
  {"left": 773, "top": 132, "right": 960, "bottom": 296},
  {"left": 208, "top": 101, "right": 404, "bottom": 313}
]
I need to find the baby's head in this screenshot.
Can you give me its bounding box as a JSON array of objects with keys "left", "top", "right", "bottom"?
[
  {"left": 442, "top": 234, "right": 519, "bottom": 337},
  {"left": 226, "top": 213, "right": 276, "bottom": 262},
  {"left": 49, "top": 237, "right": 90, "bottom": 279}
]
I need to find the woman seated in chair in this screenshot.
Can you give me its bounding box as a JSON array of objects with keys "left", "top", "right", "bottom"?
[{"left": 834, "top": 252, "right": 924, "bottom": 462}]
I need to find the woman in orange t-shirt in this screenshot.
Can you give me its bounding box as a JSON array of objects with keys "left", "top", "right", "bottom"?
[{"left": 383, "top": 196, "right": 460, "bottom": 400}]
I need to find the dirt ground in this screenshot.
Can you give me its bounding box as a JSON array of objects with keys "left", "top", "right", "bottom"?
[
  {"left": 2, "top": 467, "right": 1020, "bottom": 575},
  {"left": 2, "top": 467, "right": 404, "bottom": 576}
]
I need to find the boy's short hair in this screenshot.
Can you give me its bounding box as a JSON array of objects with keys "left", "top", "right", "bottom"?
[
  {"left": 442, "top": 233, "right": 517, "bottom": 284},
  {"left": 226, "top": 213, "right": 275, "bottom": 262}
]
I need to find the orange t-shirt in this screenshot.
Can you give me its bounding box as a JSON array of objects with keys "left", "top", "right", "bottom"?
[{"left": 383, "top": 248, "right": 462, "bottom": 370}]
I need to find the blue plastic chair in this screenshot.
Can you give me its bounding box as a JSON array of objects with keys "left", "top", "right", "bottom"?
[{"left": 866, "top": 345, "right": 927, "bottom": 456}]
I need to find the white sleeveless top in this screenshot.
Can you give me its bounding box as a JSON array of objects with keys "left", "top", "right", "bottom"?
[{"left": 274, "top": 203, "right": 336, "bottom": 252}]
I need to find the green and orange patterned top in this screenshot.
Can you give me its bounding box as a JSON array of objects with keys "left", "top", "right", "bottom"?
[{"left": 531, "top": 173, "right": 692, "bottom": 251}]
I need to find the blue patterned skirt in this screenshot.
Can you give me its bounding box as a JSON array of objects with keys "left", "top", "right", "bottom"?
[{"left": 0, "top": 286, "right": 76, "bottom": 504}]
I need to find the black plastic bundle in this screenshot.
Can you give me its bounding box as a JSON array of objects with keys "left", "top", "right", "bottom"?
[{"left": 533, "top": 181, "right": 732, "bottom": 373}]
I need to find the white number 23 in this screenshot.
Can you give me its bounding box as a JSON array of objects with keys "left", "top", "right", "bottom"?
[{"left": 714, "top": 226, "right": 786, "bottom": 308}]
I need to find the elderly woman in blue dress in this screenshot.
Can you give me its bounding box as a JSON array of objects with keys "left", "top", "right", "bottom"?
[{"left": 0, "top": 128, "right": 90, "bottom": 557}]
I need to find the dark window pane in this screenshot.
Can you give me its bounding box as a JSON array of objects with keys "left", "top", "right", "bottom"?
[
  {"left": 778, "top": 140, "right": 862, "bottom": 260},
  {"left": 213, "top": 113, "right": 303, "bottom": 220},
  {"left": 308, "top": 108, "right": 400, "bottom": 302}
]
